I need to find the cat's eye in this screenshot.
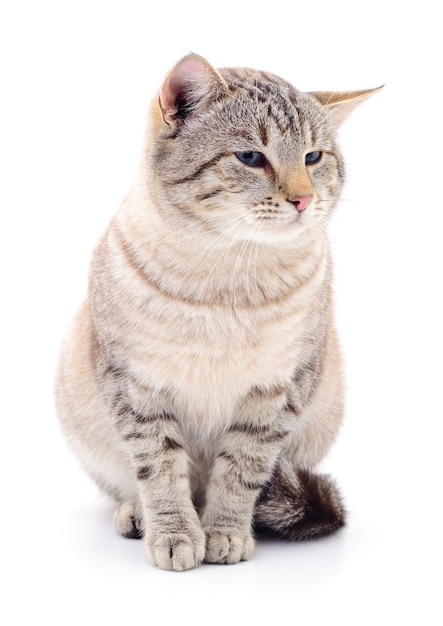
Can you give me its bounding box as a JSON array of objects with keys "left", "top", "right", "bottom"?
[
  {"left": 305, "top": 151, "right": 322, "bottom": 165},
  {"left": 236, "top": 151, "right": 267, "bottom": 168}
]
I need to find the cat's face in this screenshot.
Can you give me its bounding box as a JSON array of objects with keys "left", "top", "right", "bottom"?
[{"left": 149, "top": 55, "right": 378, "bottom": 243}]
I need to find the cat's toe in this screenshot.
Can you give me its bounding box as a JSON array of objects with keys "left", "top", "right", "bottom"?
[
  {"left": 114, "top": 502, "right": 144, "bottom": 539},
  {"left": 204, "top": 528, "right": 255, "bottom": 565},
  {"left": 145, "top": 528, "right": 206, "bottom": 571}
]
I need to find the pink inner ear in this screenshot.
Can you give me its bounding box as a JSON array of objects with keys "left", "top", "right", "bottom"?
[
  {"left": 160, "top": 57, "right": 208, "bottom": 122},
  {"left": 164, "top": 75, "right": 182, "bottom": 105},
  {"left": 159, "top": 54, "right": 225, "bottom": 125},
  {"left": 180, "top": 59, "right": 205, "bottom": 74},
  {"left": 161, "top": 73, "right": 187, "bottom": 120}
]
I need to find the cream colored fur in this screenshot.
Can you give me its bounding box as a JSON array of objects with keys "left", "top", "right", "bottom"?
[{"left": 55, "top": 54, "right": 380, "bottom": 570}]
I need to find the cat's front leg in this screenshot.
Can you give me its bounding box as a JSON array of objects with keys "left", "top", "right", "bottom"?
[
  {"left": 201, "top": 385, "right": 289, "bottom": 565},
  {"left": 116, "top": 396, "right": 205, "bottom": 571}
]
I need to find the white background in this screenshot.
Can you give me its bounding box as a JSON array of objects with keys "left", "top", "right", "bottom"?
[{"left": 1, "top": 1, "right": 442, "bottom": 624}]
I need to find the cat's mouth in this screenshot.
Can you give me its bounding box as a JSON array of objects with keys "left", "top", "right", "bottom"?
[{"left": 247, "top": 211, "right": 308, "bottom": 242}]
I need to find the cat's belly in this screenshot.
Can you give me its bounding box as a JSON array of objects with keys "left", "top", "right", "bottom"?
[{"left": 128, "top": 307, "right": 303, "bottom": 427}]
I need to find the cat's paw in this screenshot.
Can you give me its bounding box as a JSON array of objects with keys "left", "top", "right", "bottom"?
[
  {"left": 145, "top": 526, "right": 206, "bottom": 572},
  {"left": 204, "top": 528, "right": 255, "bottom": 565},
  {"left": 114, "top": 501, "right": 144, "bottom": 539}
]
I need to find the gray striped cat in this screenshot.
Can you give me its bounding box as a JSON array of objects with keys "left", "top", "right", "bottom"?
[{"left": 55, "top": 54, "right": 380, "bottom": 571}]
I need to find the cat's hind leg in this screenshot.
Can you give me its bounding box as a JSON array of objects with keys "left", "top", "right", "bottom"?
[
  {"left": 114, "top": 501, "right": 144, "bottom": 539},
  {"left": 253, "top": 458, "right": 346, "bottom": 540}
]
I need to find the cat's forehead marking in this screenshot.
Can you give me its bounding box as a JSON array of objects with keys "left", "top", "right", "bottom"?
[{"left": 221, "top": 67, "right": 320, "bottom": 149}]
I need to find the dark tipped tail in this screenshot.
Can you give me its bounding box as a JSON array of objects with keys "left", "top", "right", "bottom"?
[{"left": 254, "top": 462, "right": 346, "bottom": 541}]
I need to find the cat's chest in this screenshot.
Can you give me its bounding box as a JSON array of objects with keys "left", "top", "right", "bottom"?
[{"left": 130, "top": 302, "right": 307, "bottom": 424}]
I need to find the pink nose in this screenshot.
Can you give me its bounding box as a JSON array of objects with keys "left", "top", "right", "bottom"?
[{"left": 289, "top": 195, "right": 313, "bottom": 212}]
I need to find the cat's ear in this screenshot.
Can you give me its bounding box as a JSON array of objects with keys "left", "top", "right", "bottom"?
[
  {"left": 310, "top": 86, "right": 383, "bottom": 127},
  {"left": 159, "top": 53, "right": 229, "bottom": 126}
]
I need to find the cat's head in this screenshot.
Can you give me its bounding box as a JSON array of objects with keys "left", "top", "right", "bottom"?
[{"left": 147, "top": 54, "right": 380, "bottom": 243}]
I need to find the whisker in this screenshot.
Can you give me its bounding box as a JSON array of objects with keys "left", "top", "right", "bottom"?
[
  {"left": 197, "top": 215, "right": 250, "bottom": 295},
  {"left": 142, "top": 207, "right": 244, "bottom": 254},
  {"left": 183, "top": 212, "right": 248, "bottom": 276},
  {"left": 245, "top": 232, "right": 257, "bottom": 296},
  {"left": 229, "top": 229, "right": 253, "bottom": 309}
]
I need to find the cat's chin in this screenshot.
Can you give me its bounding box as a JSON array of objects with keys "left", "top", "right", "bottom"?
[{"left": 241, "top": 216, "right": 311, "bottom": 243}]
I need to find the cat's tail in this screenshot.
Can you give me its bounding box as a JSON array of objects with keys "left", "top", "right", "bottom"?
[{"left": 253, "top": 459, "right": 346, "bottom": 541}]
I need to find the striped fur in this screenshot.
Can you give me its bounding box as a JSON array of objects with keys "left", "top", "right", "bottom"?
[{"left": 55, "top": 54, "right": 379, "bottom": 570}]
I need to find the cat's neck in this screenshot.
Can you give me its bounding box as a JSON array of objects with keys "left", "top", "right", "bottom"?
[{"left": 115, "top": 185, "right": 330, "bottom": 307}]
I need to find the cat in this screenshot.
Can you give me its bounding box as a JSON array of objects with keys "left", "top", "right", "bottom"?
[{"left": 55, "top": 53, "right": 381, "bottom": 571}]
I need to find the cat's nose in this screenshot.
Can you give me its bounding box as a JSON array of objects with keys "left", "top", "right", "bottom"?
[{"left": 288, "top": 195, "right": 313, "bottom": 212}]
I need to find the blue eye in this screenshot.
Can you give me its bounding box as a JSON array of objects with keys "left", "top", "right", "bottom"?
[
  {"left": 236, "top": 151, "right": 267, "bottom": 167},
  {"left": 305, "top": 151, "right": 322, "bottom": 165}
]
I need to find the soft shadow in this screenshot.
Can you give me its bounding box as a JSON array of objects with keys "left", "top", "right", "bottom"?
[{"left": 253, "top": 525, "right": 349, "bottom": 580}]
